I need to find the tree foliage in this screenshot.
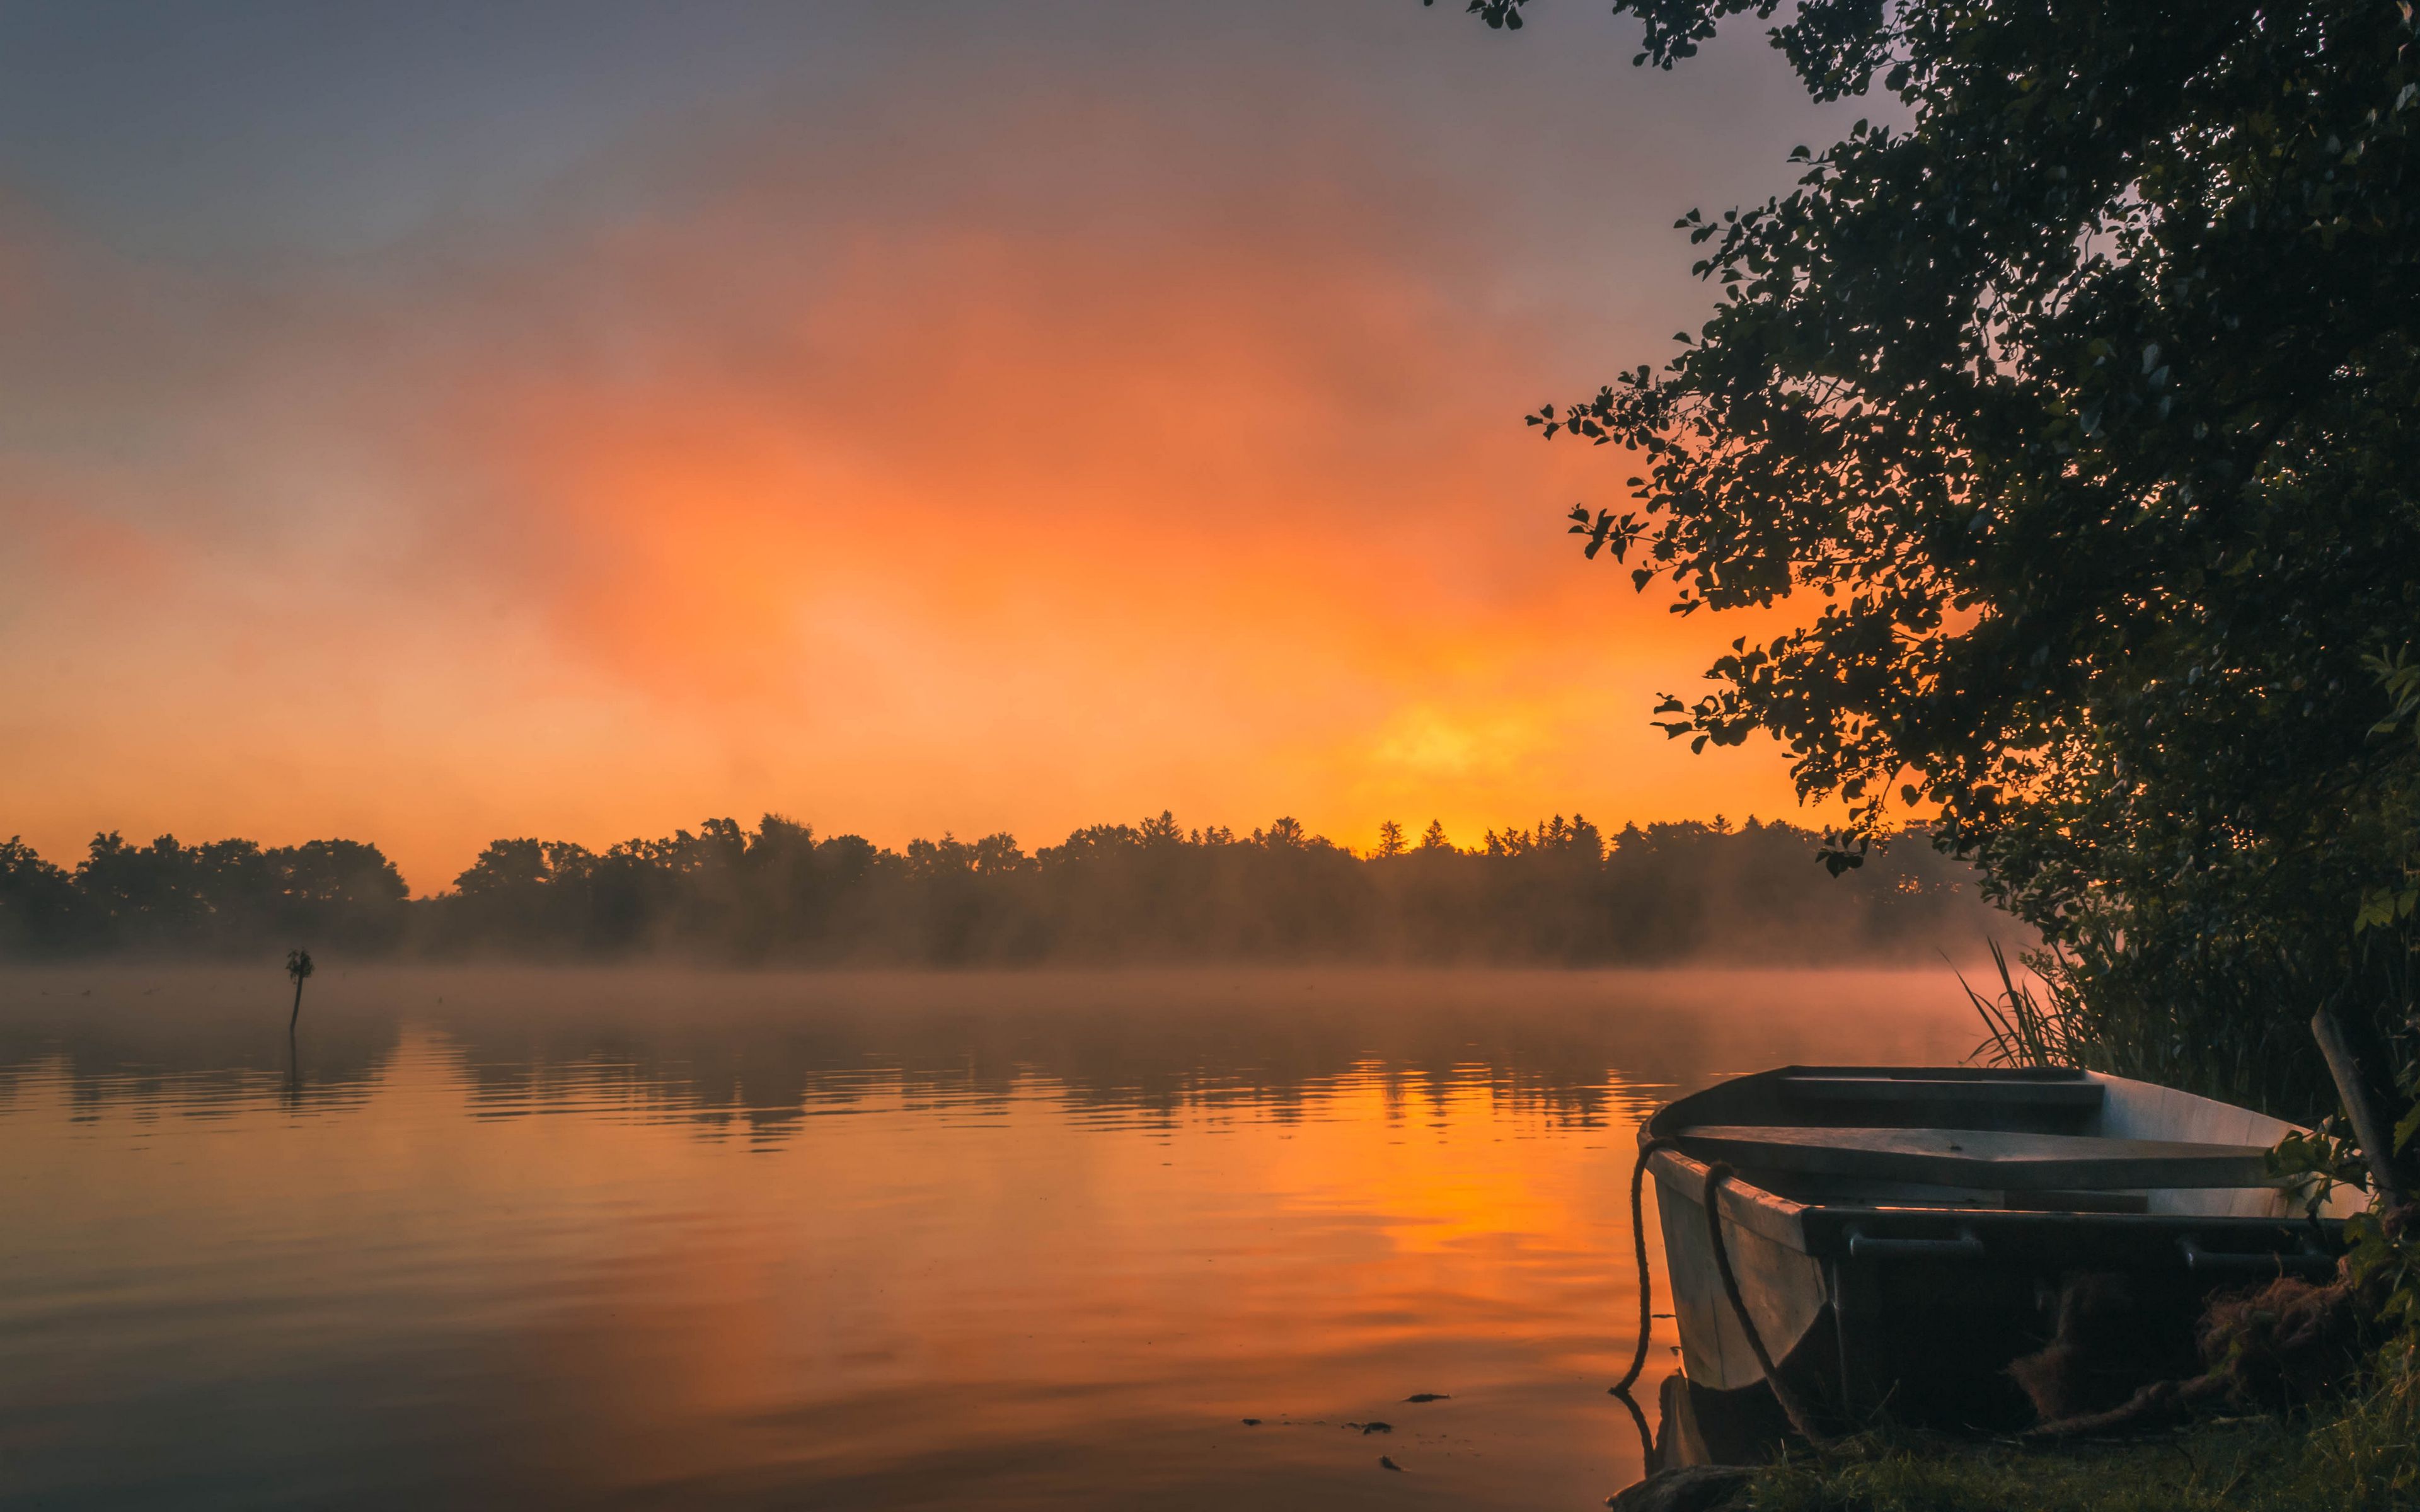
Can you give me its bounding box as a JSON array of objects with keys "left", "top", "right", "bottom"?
[
  {"left": 1448, "top": 0, "right": 2420, "bottom": 1115},
  {"left": 0, "top": 814, "right": 1999, "bottom": 965},
  {"left": 1, "top": 832, "right": 408, "bottom": 956}
]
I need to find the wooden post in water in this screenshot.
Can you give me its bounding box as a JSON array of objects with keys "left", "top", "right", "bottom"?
[{"left": 287, "top": 948, "right": 315, "bottom": 1036}]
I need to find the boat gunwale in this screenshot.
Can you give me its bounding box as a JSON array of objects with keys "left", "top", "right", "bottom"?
[
  {"left": 1640, "top": 1065, "right": 2352, "bottom": 1260},
  {"left": 1647, "top": 1143, "right": 2348, "bottom": 1259}
]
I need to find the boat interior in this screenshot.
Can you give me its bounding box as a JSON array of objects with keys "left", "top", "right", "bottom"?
[{"left": 1647, "top": 1065, "right": 2355, "bottom": 1220}]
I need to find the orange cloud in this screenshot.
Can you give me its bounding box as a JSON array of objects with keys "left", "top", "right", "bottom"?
[{"left": 1, "top": 90, "right": 1821, "bottom": 889}]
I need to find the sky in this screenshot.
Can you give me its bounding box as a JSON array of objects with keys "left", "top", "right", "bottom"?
[{"left": 0, "top": 1, "right": 1865, "bottom": 893}]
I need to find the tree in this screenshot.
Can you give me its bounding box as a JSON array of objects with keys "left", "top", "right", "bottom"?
[
  {"left": 0, "top": 837, "right": 93, "bottom": 953},
  {"left": 1257, "top": 816, "right": 1311, "bottom": 849},
  {"left": 449, "top": 837, "right": 592, "bottom": 948},
  {"left": 1376, "top": 820, "right": 1409, "bottom": 858},
  {"left": 1418, "top": 820, "right": 1454, "bottom": 853},
  {"left": 1439, "top": 0, "right": 2420, "bottom": 1117},
  {"left": 453, "top": 838, "right": 555, "bottom": 898},
  {"left": 272, "top": 839, "right": 409, "bottom": 948}
]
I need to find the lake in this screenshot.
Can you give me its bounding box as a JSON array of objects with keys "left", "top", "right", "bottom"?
[{"left": 0, "top": 966, "right": 1976, "bottom": 1509}]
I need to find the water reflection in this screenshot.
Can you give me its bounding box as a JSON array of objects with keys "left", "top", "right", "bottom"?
[{"left": 0, "top": 966, "right": 1971, "bottom": 1509}]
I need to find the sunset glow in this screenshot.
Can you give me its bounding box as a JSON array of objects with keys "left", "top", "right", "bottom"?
[{"left": 0, "top": 3, "right": 1857, "bottom": 889}]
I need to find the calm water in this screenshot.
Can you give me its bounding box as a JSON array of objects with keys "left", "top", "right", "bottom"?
[{"left": 0, "top": 966, "right": 1974, "bottom": 1509}]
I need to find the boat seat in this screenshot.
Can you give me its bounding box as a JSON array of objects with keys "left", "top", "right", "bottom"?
[
  {"left": 1778, "top": 1075, "right": 2105, "bottom": 1109},
  {"left": 1670, "top": 1124, "right": 2276, "bottom": 1191}
]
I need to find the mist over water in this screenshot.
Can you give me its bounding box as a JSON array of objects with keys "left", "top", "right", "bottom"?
[{"left": 1, "top": 966, "right": 1974, "bottom": 1509}]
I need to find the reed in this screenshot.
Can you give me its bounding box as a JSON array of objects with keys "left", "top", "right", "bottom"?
[
  {"left": 1960, "top": 940, "right": 2076, "bottom": 1072},
  {"left": 1962, "top": 923, "right": 2409, "bottom": 1126}
]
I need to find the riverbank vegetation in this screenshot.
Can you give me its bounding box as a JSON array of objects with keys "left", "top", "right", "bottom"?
[
  {"left": 1451, "top": 0, "right": 2420, "bottom": 1126},
  {"left": 1746, "top": 1348, "right": 2420, "bottom": 1511},
  {"left": 0, "top": 813, "right": 2002, "bottom": 964}
]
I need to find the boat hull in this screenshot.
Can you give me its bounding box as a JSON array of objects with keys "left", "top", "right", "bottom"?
[{"left": 1643, "top": 1067, "right": 2351, "bottom": 1436}]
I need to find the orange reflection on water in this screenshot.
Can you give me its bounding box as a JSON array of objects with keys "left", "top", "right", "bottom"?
[{"left": 0, "top": 967, "right": 1975, "bottom": 1508}]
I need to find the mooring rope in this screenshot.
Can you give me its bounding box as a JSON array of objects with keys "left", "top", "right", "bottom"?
[
  {"left": 1610, "top": 1136, "right": 1833, "bottom": 1450},
  {"left": 1609, "top": 1136, "right": 1682, "bottom": 1397},
  {"left": 1699, "top": 1159, "right": 1833, "bottom": 1448}
]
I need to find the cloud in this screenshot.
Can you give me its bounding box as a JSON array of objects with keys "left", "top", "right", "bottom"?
[{"left": 0, "top": 69, "right": 1816, "bottom": 888}]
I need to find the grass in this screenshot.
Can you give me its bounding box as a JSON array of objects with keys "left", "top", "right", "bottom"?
[{"left": 1739, "top": 1349, "right": 2420, "bottom": 1512}]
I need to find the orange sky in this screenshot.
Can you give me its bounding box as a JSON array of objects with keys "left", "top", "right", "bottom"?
[{"left": 0, "top": 5, "right": 1854, "bottom": 891}]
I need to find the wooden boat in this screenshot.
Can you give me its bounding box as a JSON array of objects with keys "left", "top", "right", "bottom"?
[{"left": 1642, "top": 1065, "right": 2360, "bottom": 1438}]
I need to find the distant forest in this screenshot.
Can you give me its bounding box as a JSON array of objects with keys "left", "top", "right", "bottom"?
[{"left": 0, "top": 813, "right": 2012, "bottom": 965}]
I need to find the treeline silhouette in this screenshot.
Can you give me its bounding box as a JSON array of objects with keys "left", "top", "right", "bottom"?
[{"left": 0, "top": 812, "right": 2008, "bottom": 964}]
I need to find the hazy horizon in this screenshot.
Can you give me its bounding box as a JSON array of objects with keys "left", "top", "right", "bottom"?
[
  {"left": 16, "top": 803, "right": 1914, "bottom": 900},
  {"left": 2, "top": 810, "right": 2017, "bottom": 966}
]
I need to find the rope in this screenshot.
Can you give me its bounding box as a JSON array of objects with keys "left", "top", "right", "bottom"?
[
  {"left": 1609, "top": 1137, "right": 1681, "bottom": 1397},
  {"left": 1609, "top": 1376, "right": 1653, "bottom": 1468},
  {"left": 1700, "top": 1160, "right": 1833, "bottom": 1448},
  {"left": 1608, "top": 1135, "right": 1832, "bottom": 1448}
]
